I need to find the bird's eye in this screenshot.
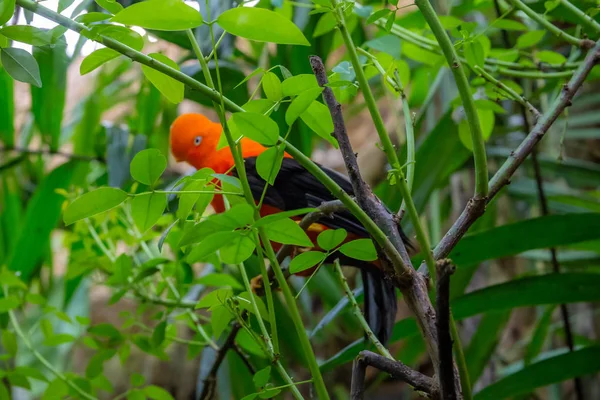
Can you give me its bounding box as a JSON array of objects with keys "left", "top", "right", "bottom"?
[{"left": 194, "top": 136, "right": 202, "bottom": 146}]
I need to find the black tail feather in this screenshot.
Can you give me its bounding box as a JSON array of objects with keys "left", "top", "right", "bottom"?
[{"left": 360, "top": 268, "right": 397, "bottom": 346}]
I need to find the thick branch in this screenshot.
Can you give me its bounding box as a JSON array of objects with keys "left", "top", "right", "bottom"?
[
  {"left": 436, "top": 260, "right": 457, "bottom": 400},
  {"left": 419, "top": 39, "right": 600, "bottom": 273},
  {"left": 351, "top": 350, "right": 437, "bottom": 400}
]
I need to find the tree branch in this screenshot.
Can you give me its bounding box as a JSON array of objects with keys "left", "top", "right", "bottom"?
[
  {"left": 436, "top": 260, "right": 458, "bottom": 400},
  {"left": 351, "top": 350, "right": 437, "bottom": 400}
]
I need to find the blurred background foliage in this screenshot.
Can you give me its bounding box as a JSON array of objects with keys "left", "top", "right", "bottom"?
[{"left": 0, "top": 0, "right": 600, "bottom": 399}]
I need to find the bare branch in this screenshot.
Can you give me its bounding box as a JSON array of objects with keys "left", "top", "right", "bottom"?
[{"left": 436, "top": 260, "right": 458, "bottom": 400}]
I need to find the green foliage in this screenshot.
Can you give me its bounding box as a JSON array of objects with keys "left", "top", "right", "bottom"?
[{"left": 111, "top": 0, "right": 203, "bottom": 31}]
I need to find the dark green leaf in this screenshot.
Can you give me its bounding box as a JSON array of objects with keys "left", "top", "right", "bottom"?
[
  {"left": 366, "top": 8, "right": 391, "bottom": 24},
  {"left": 313, "top": 12, "right": 336, "bottom": 37},
  {"left": 80, "top": 48, "right": 120, "bottom": 75},
  {"left": 211, "top": 304, "right": 233, "bottom": 339},
  {"left": 524, "top": 305, "right": 555, "bottom": 365},
  {"left": 1, "top": 329, "right": 17, "bottom": 356},
  {"left": 130, "top": 148, "right": 167, "bottom": 186},
  {"left": 63, "top": 187, "right": 128, "bottom": 225},
  {"left": 474, "top": 346, "right": 600, "bottom": 400},
  {"left": 253, "top": 208, "right": 316, "bottom": 228},
  {"left": 263, "top": 217, "right": 313, "bottom": 247},
  {"left": 0, "top": 26, "right": 52, "bottom": 46},
  {"left": 516, "top": 30, "right": 545, "bottom": 49},
  {"left": 253, "top": 366, "right": 271, "bottom": 389},
  {"left": 0, "top": 0, "right": 15, "bottom": 26},
  {"left": 130, "top": 193, "right": 166, "bottom": 233},
  {"left": 492, "top": 19, "right": 527, "bottom": 31},
  {"left": 217, "top": 7, "right": 309, "bottom": 46},
  {"left": 0, "top": 48, "right": 41, "bottom": 87},
  {"left": 196, "top": 273, "right": 243, "bottom": 290},
  {"left": 289, "top": 251, "right": 326, "bottom": 274},
  {"left": 151, "top": 321, "right": 166, "bottom": 347},
  {"left": 112, "top": 0, "right": 203, "bottom": 31},
  {"left": 256, "top": 146, "right": 284, "bottom": 185},
  {"left": 219, "top": 234, "right": 256, "bottom": 264},
  {"left": 195, "top": 288, "right": 233, "bottom": 309},
  {"left": 339, "top": 239, "right": 377, "bottom": 261}
]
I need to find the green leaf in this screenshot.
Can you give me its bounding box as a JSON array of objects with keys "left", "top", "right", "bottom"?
[
  {"left": 0, "top": 296, "right": 20, "bottom": 313},
  {"left": 262, "top": 72, "right": 282, "bottom": 102},
  {"left": 317, "top": 229, "right": 347, "bottom": 251},
  {"left": 176, "top": 178, "right": 213, "bottom": 220},
  {"left": 516, "top": 30, "right": 545, "bottom": 49},
  {"left": 300, "top": 101, "right": 337, "bottom": 147},
  {"left": 111, "top": 0, "right": 203, "bottom": 31},
  {"left": 75, "top": 12, "right": 111, "bottom": 24},
  {"left": 0, "top": 26, "right": 52, "bottom": 46},
  {"left": 256, "top": 146, "right": 284, "bottom": 185},
  {"left": 524, "top": 305, "right": 555, "bottom": 365},
  {"left": 253, "top": 366, "right": 271, "bottom": 389},
  {"left": 339, "top": 239, "right": 377, "bottom": 261},
  {"left": 253, "top": 208, "right": 316, "bottom": 228},
  {"left": 458, "top": 109, "right": 494, "bottom": 151},
  {"left": 536, "top": 50, "right": 567, "bottom": 64},
  {"left": 230, "top": 112, "right": 279, "bottom": 146},
  {"left": 141, "top": 53, "right": 184, "bottom": 104},
  {"left": 289, "top": 251, "right": 326, "bottom": 274},
  {"left": 195, "top": 288, "right": 233, "bottom": 309},
  {"left": 130, "top": 193, "right": 166, "bottom": 233},
  {"left": 130, "top": 148, "right": 167, "bottom": 186},
  {"left": 196, "top": 273, "right": 243, "bottom": 290},
  {"left": 94, "top": 25, "right": 144, "bottom": 51},
  {"left": 58, "top": 0, "right": 76, "bottom": 13},
  {"left": 263, "top": 217, "right": 313, "bottom": 247},
  {"left": 366, "top": 8, "right": 391, "bottom": 24},
  {"left": 281, "top": 74, "right": 318, "bottom": 97},
  {"left": 187, "top": 231, "right": 240, "bottom": 263},
  {"left": 211, "top": 304, "right": 233, "bottom": 339},
  {"left": 95, "top": 0, "right": 123, "bottom": 14},
  {"left": 464, "top": 39, "right": 484, "bottom": 68},
  {"left": 0, "top": 48, "right": 41, "bottom": 87},
  {"left": 151, "top": 320, "right": 166, "bottom": 347},
  {"left": 144, "top": 385, "right": 175, "bottom": 400},
  {"left": 474, "top": 346, "right": 600, "bottom": 400},
  {"left": 219, "top": 234, "right": 256, "bottom": 264},
  {"left": 313, "top": 11, "right": 337, "bottom": 37},
  {"left": 286, "top": 87, "right": 323, "bottom": 125},
  {"left": 492, "top": 19, "right": 527, "bottom": 31},
  {"left": 217, "top": 7, "right": 310, "bottom": 46},
  {"left": 0, "top": 0, "right": 15, "bottom": 26},
  {"left": 63, "top": 187, "right": 128, "bottom": 225},
  {"left": 80, "top": 48, "right": 120, "bottom": 75},
  {"left": 1, "top": 330, "right": 17, "bottom": 356}
]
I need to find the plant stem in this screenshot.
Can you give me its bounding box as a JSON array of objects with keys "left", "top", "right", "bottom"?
[
  {"left": 252, "top": 232, "right": 279, "bottom": 354},
  {"left": 333, "top": 260, "right": 394, "bottom": 360},
  {"left": 415, "top": 0, "right": 488, "bottom": 200},
  {"left": 8, "top": 308, "right": 98, "bottom": 400},
  {"left": 506, "top": 0, "right": 594, "bottom": 48},
  {"left": 560, "top": 0, "right": 600, "bottom": 33}
]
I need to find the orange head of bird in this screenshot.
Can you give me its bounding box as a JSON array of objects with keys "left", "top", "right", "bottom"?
[{"left": 169, "top": 113, "right": 222, "bottom": 169}]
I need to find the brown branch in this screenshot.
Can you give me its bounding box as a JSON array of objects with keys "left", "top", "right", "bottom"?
[
  {"left": 436, "top": 260, "right": 457, "bottom": 400},
  {"left": 351, "top": 350, "right": 437, "bottom": 399},
  {"left": 418, "top": 39, "right": 600, "bottom": 274}
]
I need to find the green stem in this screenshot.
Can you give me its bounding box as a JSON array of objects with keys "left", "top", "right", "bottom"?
[
  {"left": 415, "top": 0, "right": 488, "bottom": 199},
  {"left": 506, "top": 0, "right": 593, "bottom": 48},
  {"left": 394, "top": 69, "right": 416, "bottom": 217},
  {"left": 258, "top": 228, "right": 331, "bottom": 400},
  {"left": 333, "top": 260, "right": 394, "bottom": 360},
  {"left": 7, "top": 308, "right": 98, "bottom": 400},
  {"left": 560, "top": 0, "right": 600, "bottom": 33}
]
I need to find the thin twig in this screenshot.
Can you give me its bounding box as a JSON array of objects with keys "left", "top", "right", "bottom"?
[
  {"left": 436, "top": 260, "right": 458, "bottom": 400},
  {"left": 351, "top": 350, "right": 437, "bottom": 400},
  {"left": 333, "top": 260, "right": 394, "bottom": 360}
]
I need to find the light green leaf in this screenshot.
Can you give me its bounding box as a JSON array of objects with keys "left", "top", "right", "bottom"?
[
  {"left": 144, "top": 385, "right": 175, "bottom": 400},
  {"left": 516, "top": 30, "right": 545, "bottom": 49},
  {"left": 219, "top": 234, "right": 255, "bottom": 264},
  {"left": 95, "top": 0, "right": 123, "bottom": 14},
  {"left": 313, "top": 12, "right": 336, "bottom": 37},
  {"left": 195, "top": 288, "right": 233, "bottom": 309},
  {"left": 286, "top": 87, "right": 323, "bottom": 125},
  {"left": 0, "top": 26, "right": 53, "bottom": 46},
  {"left": 339, "top": 239, "right": 377, "bottom": 261},
  {"left": 94, "top": 25, "right": 144, "bottom": 51},
  {"left": 366, "top": 8, "right": 391, "bottom": 25},
  {"left": 63, "top": 187, "right": 128, "bottom": 225},
  {"left": 217, "top": 7, "right": 310, "bottom": 46},
  {"left": 0, "top": 0, "right": 16, "bottom": 26},
  {"left": 253, "top": 366, "right": 271, "bottom": 389},
  {"left": 130, "top": 193, "right": 166, "bottom": 233},
  {"left": 141, "top": 53, "right": 184, "bottom": 104},
  {"left": 300, "top": 101, "right": 337, "bottom": 147},
  {"left": 111, "top": 0, "right": 203, "bottom": 31},
  {"left": 458, "top": 109, "right": 494, "bottom": 151},
  {"left": 75, "top": 12, "right": 111, "bottom": 24},
  {"left": 0, "top": 296, "right": 20, "bottom": 313},
  {"left": 253, "top": 208, "right": 316, "bottom": 228},
  {"left": 262, "top": 72, "right": 282, "bottom": 102},
  {"left": 474, "top": 346, "right": 600, "bottom": 400},
  {"left": 80, "top": 48, "right": 120, "bottom": 75},
  {"left": 281, "top": 74, "right": 318, "bottom": 97},
  {"left": 464, "top": 40, "right": 484, "bottom": 68},
  {"left": 0, "top": 48, "right": 41, "bottom": 87},
  {"left": 58, "top": 0, "right": 76, "bottom": 13},
  {"left": 263, "top": 217, "right": 313, "bottom": 247},
  {"left": 1, "top": 330, "right": 17, "bottom": 357},
  {"left": 187, "top": 231, "right": 240, "bottom": 263},
  {"left": 130, "top": 148, "right": 167, "bottom": 186},
  {"left": 317, "top": 229, "right": 347, "bottom": 251},
  {"left": 196, "top": 273, "right": 243, "bottom": 290},
  {"left": 211, "top": 305, "right": 233, "bottom": 339},
  {"left": 289, "top": 251, "right": 326, "bottom": 274},
  {"left": 536, "top": 50, "right": 567, "bottom": 64},
  {"left": 256, "top": 146, "right": 284, "bottom": 185},
  {"left": 230, "top": 112, "right": 279, "bottom": 146}
]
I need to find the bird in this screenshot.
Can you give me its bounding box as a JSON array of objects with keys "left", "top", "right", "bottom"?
[{"left": 170, "top": 112, "right": 407, "bottom": 345}]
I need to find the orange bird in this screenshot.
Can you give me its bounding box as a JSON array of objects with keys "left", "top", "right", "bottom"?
[{"left": 170, "top": 113, "right": 403, "bottom": 344}]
